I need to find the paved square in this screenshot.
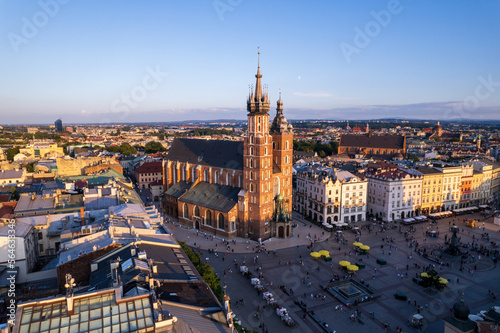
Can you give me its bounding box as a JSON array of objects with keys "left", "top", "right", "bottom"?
[{"left": 168, "top": 211, "right": 500, "bottom": 332}]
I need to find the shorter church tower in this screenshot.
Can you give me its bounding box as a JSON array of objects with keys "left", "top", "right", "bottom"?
[{"left": 270, "top": 91, "right": 293, "bottom": 219}]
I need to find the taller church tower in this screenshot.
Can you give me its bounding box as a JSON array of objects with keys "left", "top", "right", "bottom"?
[{"left": 243, "top": 53, "right": 274, "bottom": 240}]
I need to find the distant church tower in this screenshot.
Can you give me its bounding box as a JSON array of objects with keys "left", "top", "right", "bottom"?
[{"left": 243, "top": 53, "right": 293, "bottom": 240}]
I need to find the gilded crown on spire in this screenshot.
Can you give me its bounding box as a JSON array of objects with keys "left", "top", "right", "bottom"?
[{"left": 247, "top": 51, "right": 270, "bottom": 114}]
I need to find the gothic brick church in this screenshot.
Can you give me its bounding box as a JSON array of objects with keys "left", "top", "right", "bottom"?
[{"left": 162, "top": 55, "right": 293, "bottom": 240}]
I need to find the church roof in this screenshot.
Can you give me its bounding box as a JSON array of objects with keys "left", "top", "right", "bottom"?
[
  {"left": 179, "top": 181, "right": 240, "bottom": 213},
  {"left": 164, "top": 181, "right": 193, "bottom": 198},
  {"left": 340, "top": 134, "right": 405, "bottom": 150},
  {"left": 166, "top": 138, "right": 244, "bottom": 170}
]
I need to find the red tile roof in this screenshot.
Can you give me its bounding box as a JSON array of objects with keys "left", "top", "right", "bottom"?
[
  {"left": 137, "top": 161, "right": 163, "bottom": 174},
  {"left": 0, "top": 201, "right": 17, "bottom": 220},
  {"left": 74, "top": 180, "right": 88, "bottom": 189}
]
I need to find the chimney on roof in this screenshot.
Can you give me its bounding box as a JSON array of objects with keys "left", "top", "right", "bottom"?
[{"left": 110, "top": 260, "right": 120, "bottom": 287}]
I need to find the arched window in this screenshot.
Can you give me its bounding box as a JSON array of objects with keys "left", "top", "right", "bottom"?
[
  {"left": 182, "top": 166, "right": 186, "bottom": 181},
  {"left": 250, "top": 171, "right": 253, "bottom": 180},
  {"left": 238, "top": 175, "right": 243, "bottom": 187},
  {"left": 226, "top": 173, "right": 230, "bottom": 186},
  {"left": 258, "top": 124, "right": 261, "bottom": 131},
  {"left": 194, "top": 206, "right": 200, "bottom": 217},
  {"left": 274, "top": 177, "right": 280, "bottom": 196},
  {"left": 173, "top": 165, "right": 177, "bottom": 184},
  {"left": 273, "top": 142, "right": 276, "bottom": 149},
  {"left": 205, "top": 210, "right": 212, "bottom": 226},
  {"left": 258, "top": 117, "right": 261, "bottom": 124},
  {"left": 204, "top": 169, "right": 209, "bottom": 182},
  {"left": 264, "top": 147, "right": 267, "bottom": 155},
  {"left": 183, "top": 203, "right": 189, "bottom": 219},
  {"left": 250, "top": 147, "right": 254, "bottom": 155},
  {"left": 215, "top": 171, "right": 219, "bottom": 184},
  {"left": 249, "top": 159, "right": 253, "bottom": 168},
  {"left": 218, "top": 213, "right": 225, "bottom": 230},
  {"left": 285, "top": 141, "right": 289, "bottom": 149},
  {"left": 192, "top": 167, "right": 196, "bottom": 181},
  {"left": 250, "top": 183, "right": 254, "bottom": 192}
]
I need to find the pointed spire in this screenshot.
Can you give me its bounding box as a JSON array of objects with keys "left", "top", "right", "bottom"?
[
  {"left": 276, "top": 89, "right": 283, "bottom": 114},
  {"left": 255, "top": 51, "right": 262, "bottom": 102}
]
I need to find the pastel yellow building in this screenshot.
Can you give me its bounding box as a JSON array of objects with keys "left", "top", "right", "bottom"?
[
  {"left": 418, "top": 166, "right": 444, "bottom": 214},
  {"left": 19, "top": 140, "right": 64, "bottom": 159}
]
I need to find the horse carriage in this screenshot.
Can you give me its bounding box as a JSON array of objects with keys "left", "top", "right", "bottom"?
[
  {"left": 262, "top": 291, "right": 277, "bottom": 307},
  {"left": 276, "top": 307, "right": 295, "bottom": 327},
  {"left": 251, "top": 278, "right": 265, "bottom": 292},
  {"left": 240, "top": 266, "right": 252, "bottom": 278}
]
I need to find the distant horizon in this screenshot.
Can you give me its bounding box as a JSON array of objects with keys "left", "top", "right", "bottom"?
[
  {"left": 1, "top": 1, "right": 499, "bottom": 123},
  {"left": 3, "top": 113, "right": 500, "bottom": 127}
]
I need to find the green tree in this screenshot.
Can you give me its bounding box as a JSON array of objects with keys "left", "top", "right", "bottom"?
[
  {"left": 293, "top": 140, "right": 338, "bottom": 157},
  {"left": 9, "top": 186, "right": 20, "bottom": 201},
  {"left": 407, "top": 153, "right": 420, "bottom": 162},
  {"left": 6, "top": 147, "right": 20, "bottom": 161},
  {"left": 179, "top": 242, "right": 223, "bottom": 302},
  {"left": 106, "top": 143, "right": 137, "bottom": 155},
  {"left": 144, "top": 141, "right": 166, "bottom": 154},
  {"left": 26, "top": 161, "right": 36, "bottom": 172},
  {"left": 421, "top": 269, "right": 442, "bottom": 289}
]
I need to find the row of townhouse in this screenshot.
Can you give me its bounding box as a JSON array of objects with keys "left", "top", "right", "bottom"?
[{"left": 294, "top": 159, "right": 500, "bottom": 224}]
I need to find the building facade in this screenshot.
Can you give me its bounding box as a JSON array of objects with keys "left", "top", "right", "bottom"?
[
  {"left": 20, "top": 140, "right": 64, "bottom": 159},
  {"left": 366, "top": 166, "right": 423, "bottom": 222},
  {"left": 338, "top": 134, "right": 406, "bottom": 159},
  {"left": 135, "top": 161, "right": 163, "bottom": 189},
  {"left": 471, "top": 161, "right": 492, "bottom": 206},
  {"left": 434, "top": 165, "right": 462, "bottom": 211},
  {"left": 55, "top": 118, "right": 63, "bottom": 132},
  {"left": 295, "top": 166, "right": 367, "bottom": 225},
  {"left": 418, "top": 166, "right": 444, "bottom": 214},
  {"left": 460, "top": 163, "right": 473, "bottom": 208}
]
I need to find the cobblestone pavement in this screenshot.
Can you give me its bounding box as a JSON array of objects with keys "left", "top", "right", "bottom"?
[{"left": 166, "top": 211, "right": 500, "bottom": 333}]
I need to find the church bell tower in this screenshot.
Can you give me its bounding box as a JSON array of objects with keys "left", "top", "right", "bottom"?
[{"left": 243, "top": 52, "right": 273, "bottom": 240}]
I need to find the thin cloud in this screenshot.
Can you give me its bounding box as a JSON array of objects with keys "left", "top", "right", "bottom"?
[
  {"left": 293, "top": 92, "right": 358, "bottom": 101},
  {"left": 294, "top": 92, "right": 333, "bottom": 98}
]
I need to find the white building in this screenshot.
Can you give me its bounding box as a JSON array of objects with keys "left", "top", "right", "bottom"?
[
  {"left": 0, "top": 168, "right": 25, "bottom": 186},
  {"left": 366, "top": 166, "right": 423, "bottom": 222},
  {"left": 0, "top": 220, "right": 36, "bottom": 282},
  {"left": 472, "top": 161, "right": 492, "bottom": 205},
  {"left": 339, "top": 171, "right": 368, "bottom": 223},
  {"left": 294, "top": 165, "right": 367, "bottom": 225},
  {"left": 434, "top": 165, "right": 462, "bottom": 211}
]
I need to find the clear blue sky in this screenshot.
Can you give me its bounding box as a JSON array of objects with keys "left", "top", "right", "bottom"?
[{"left": 1, "top": 0, "right": 499, "bottom": 124}]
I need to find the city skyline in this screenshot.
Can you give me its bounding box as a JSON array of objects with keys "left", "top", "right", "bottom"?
[{"left": 1, "top": 1, "right": 500, "bottom": 124}]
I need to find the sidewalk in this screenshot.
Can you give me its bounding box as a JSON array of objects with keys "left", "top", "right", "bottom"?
[{"left": 165, "top": 212, "right": 335, "bottom": 253}]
